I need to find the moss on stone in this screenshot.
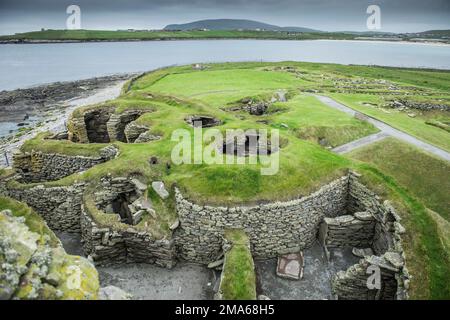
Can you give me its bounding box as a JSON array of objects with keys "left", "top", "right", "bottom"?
[{"left": 0, "top": 199, "right": 100, "bottom": 300}]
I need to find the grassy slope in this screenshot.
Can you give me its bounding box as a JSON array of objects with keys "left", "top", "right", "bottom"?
[
  {"left": 349, "top": 138, "right": 450, "bottom": 221},
  {"left": 0, "top": 29, "right": 355, "bottom": 41}
]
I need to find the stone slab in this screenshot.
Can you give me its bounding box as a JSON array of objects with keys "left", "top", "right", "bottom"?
[{"left": 276, "top": 252, "right": 304, "bottom": 280}]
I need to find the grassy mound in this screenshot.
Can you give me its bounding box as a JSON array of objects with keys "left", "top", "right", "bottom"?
[{"left": 219, "top": 229, "right": 256, "bottom": 300}]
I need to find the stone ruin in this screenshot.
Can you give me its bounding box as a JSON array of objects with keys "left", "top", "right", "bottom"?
[
  {"left": 12, "top": 145, "right": 118, "bottom": 183},
  {"left": 185, "top": 115, "right": 221, "bottom": 128},
  {"left": 225, "top": 91, "right": 288, "bottom": 116},
  {"left": 0, "top": 164, "right": 409, "bottom": 299},
  {"left": 174, "top": 172, "right": 409, "bottom": 300},
  {"left": 67, "top": 107, "right": 157, "bottom": 144},
  {"left": 93, "top": 177, "right": 152, "bottom": 226},
  {"left": 220, "top": 132, "right": 277, "bottom": 157}
]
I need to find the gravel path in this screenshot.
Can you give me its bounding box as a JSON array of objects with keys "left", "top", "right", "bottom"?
[{"left": 315, "top": 95, "right": 450, "bottom": 161}]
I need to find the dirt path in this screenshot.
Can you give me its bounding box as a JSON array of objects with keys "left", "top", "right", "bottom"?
[
  {"left": 0, "top": 80, "right": 127, "bottom": 167},
  {"left": 315, "top": 95, "right": 450, "bottom": 161}
]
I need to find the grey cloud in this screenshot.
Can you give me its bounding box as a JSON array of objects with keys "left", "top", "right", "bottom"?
[{"left": 0, "top": 0, "right": 449, "bottom": 34}]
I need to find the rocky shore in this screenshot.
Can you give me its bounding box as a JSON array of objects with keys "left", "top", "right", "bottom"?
[{"left": 0, "top": 75, "right": 132, "bottom": 167}]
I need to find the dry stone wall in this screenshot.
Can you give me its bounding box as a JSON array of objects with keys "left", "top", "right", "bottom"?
[
  {"left": 1, "top": 169, "right": 408, "bottom": 299},
  {"left": 68, "top": 106, "right": 113, "bottom": 143},
  {"left": 12, "top": 145, "right": 117, "bottom": 183},
  {"left": 328, "top": 173, "right": 408, "bottom": 300},
  {"left": 319, "top": 212, "right": 375, "bottom": 248},
  {"left": 0, "top": 179, "right": 86, "bottom": 232},
  {"left": 80, "top": 176, "right": 176, "bottom": 268},
  {"left": 174, "top": 176, "right": 349, "bottom": 264}
]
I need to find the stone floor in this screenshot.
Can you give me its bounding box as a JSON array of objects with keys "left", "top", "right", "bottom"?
[
  {"left": 98, "top": 263, "right": 214, "bottom": 300},
  {"left": 255, "top": 241, "right": 359, "bottom": 300},
  {"left": 57, "top": 232, "right": 359, "bottom": 300},
  {"left": 56, "top": 231, "right": 214, "bottom": 300}
]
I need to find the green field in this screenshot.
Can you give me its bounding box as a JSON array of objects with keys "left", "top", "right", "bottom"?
[
  {"left": 350, "top": 138, "right": 450, "bottom": 221},
  {"left": 12, "top": 61, "right": 450, "bottom": 299},
  {"left": 0, "top": 29, "right": 355, "bottom": 42}
]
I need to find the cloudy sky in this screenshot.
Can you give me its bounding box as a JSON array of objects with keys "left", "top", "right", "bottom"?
[{"left": 0, "top": 0, "right": 449, "bottom": 35}]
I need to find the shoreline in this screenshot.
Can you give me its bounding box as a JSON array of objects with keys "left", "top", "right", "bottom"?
[
  {"left": 1, "top": 37, "right": 449, "bottom": 46},
  {"left": 0, "top": 76, "right": 131, "bottom": 167}
]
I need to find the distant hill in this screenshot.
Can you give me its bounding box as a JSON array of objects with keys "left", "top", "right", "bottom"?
[{"left": 164, "top": 19, "right": 321, "bottom": 33}]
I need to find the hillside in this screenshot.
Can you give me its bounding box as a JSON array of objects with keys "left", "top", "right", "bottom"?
[{"left": 164, "top": 18, "right": 321, "bottom": 32}]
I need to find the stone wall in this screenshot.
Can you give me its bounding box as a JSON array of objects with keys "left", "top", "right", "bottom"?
[
  {"left": 319, "top": 212, "right": 375, "bottom": 249},
  {"left": 68, "top": 106, "right": 113, "bottom": 143},
  {"left": 331, "top": 255, "right": 400, "bottom": 300},
  {"left": 328, "top": 173, "right": 409, "bottom": 300},
  {"left": 80, "top": 176, "right": 176, "bottom": 268},
  {"left": 67, "top": 107, "right": 151, "bottom": 144},
  {"left": 174, "top": 176, "right": 349, "bottom": 264},
  {"left": 0, "top": 180, "right": 86, "bottom": 232},
  {"left": 12, "top": 145, "right": 118, "bottom": 183},
  {"left": 1, "top": 170, "right": 409, "bottom": 299},
  {"left": 107, "top": 110, "right": 146, "bottom": 142}
]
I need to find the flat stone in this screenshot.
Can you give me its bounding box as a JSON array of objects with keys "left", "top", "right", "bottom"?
[
  {"left": 334, "top": 215, "right": 355, "bottom": 225},
  {"left": 131, "top": 178, "right": 148, "bottom": 192},
  {"left": 352, "top": 247, "right": 374, "bottom": 258},
  {"left": 384, "top": 251, "right": 404, "bottom": 269},
  {"left": 169, "top": 219, "right": 180, "bottom": 231},
  {"left": 207, "top": 259, "right": 224, "bottom": 269},
  {"left": 276, "top": 252, "right": 304, "bottom": 280},
  {"left": 365, "top": 255, "right": 399, "bottom": 272},
  {"left": 152, "top": 181, "right": 169, "bottom": 199},
  {"left": 354, "top": 211, "right": 374, "bottom": 221}
]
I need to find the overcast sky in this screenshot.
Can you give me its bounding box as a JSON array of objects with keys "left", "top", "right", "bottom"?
[{"left": 0, "top": 0, "right": 449, "bottom": 35}]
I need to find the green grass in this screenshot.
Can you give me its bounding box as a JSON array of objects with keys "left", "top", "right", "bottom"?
[
  {"left": 148, "top": 69, "right": 301, "bottom": 97},
  {"left": 329, "top": 93, "right": 450, "bottom": 151},
  {"left": 220, "top": 229, "right": 256, "bottom": 300},
  {"left": 349, "top": 138, "right": 450, "bottom": 221},
  {"left": 21, "top": 132, "right": 106, "bottom": 157}
]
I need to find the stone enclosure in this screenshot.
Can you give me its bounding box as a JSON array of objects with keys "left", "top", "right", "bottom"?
[
  {"left": 67, "top": 107, "right": 157, "bottom": 144},
  {"left": 0, "top": 159, "right": 409, "bottom": 299}
]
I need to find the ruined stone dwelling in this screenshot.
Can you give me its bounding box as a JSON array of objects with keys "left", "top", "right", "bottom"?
[{"left": 0, "top": 104, "right": 410, "bottom": 300}]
